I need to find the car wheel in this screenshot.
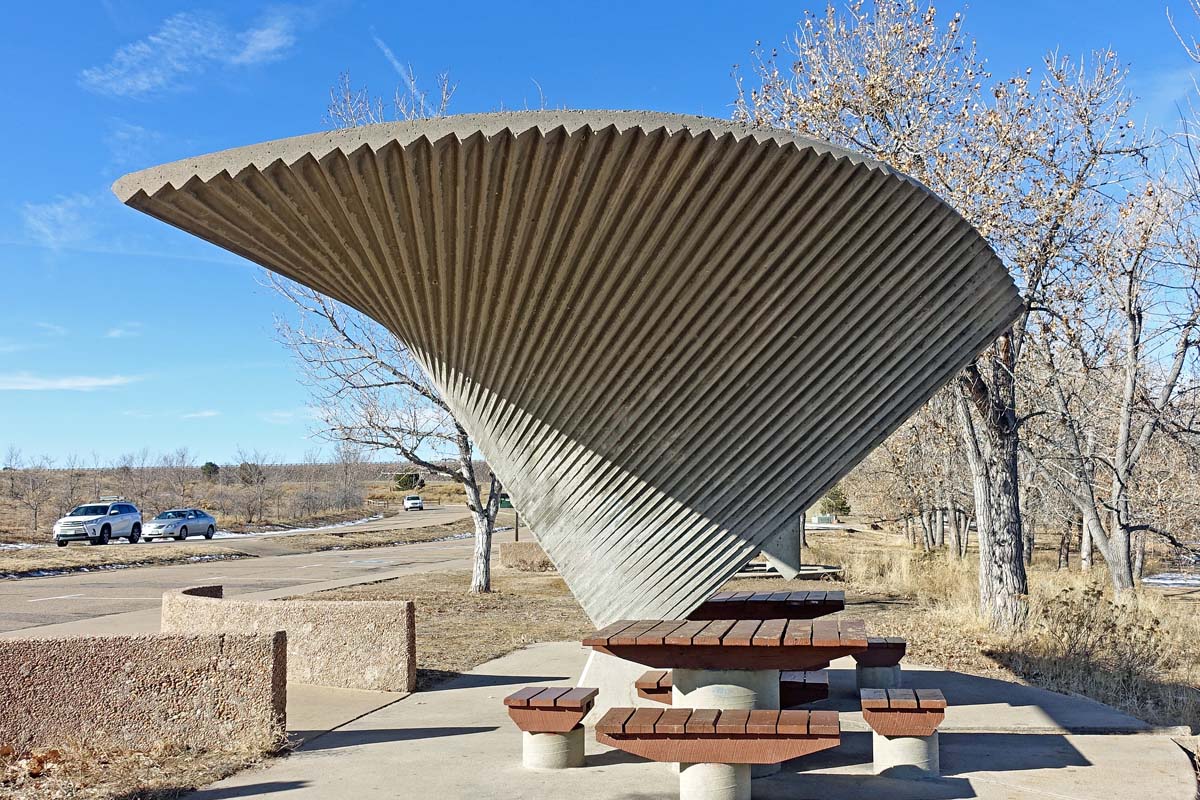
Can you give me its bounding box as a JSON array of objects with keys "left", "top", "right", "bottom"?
[
  {"left": 129, "top": 524, "right": 141, "bottom": 543},
  {"left": 204, "top": 525, "right": 214, "bottom": 540},
  {"left": 91, "top": 526, "right": 111, "bottom": 546},
  {"left": 56, "top": 540, "right": 68, "bottom": 548},
  {"left": 177, "top": 526, "right": 188, "bottom": 541}
]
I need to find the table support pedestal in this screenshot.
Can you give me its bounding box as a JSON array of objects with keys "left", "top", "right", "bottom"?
[
  {"left": 680, "top": 762, "right": 750, "bottom": 800},
  {"left": 672, "top": 668, "right": 781, "bottom": 778},
  {"left": 522, "top": 726, "right": 585, "bottom": 769},
  {"left": 872, "top": 730, "right": 939, "bottom": 776},
  {"left": 856, "top": 664, "right": 902, "bottom": 689},
  {"left": 578, "top": 649, "right": 653, "bottom": 723}
]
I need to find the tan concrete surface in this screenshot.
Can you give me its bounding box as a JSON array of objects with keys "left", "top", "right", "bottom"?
[
  {"left": 188, "top": 641, "right": 1196, "bottom": 800},
  {"left": 285, "top": 684, "right": 408, "bottom": 746}
]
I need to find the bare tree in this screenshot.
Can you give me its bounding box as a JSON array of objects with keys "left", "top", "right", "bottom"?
[
  {"left": 233, "top": 448, "right": 280, "bottom": 523},
  {"left": 5, "top": 453, "right": 55, "bottom": 535},
  {"left": 161, "top": 447, "right": 198, "bottom": 508}
]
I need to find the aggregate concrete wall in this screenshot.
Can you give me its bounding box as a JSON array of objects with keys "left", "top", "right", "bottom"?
[
  {"left": 162, "top": 586, "right": 416, "bottom": 692},
  {"left": 116, "top": 111, "right": 1022, "bottom": 625},
  {"left": 0, "top": 632, "right": 286, "bottom": 751}
]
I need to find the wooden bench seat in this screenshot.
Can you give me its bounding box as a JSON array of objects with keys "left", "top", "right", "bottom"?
[
  {"left": 595, "top": 707, "right": 840, "bottom": 764},
  {"left": 779, "top": 670, "right": 829, "bottom": 706},
  {"left": 860, "top": 688, "right": 946, "bottom": 737},
  {"left": 853, "top": 636, "right": 906, "bottom": 667},
  {"left": 688, "top": 590, "right": 845, "bottom": 621},
  {"left": 504, "top": 686, "right": 598, "bottom": 734},
  {"left": 636, "top": 670, "right": 673, "bottom": 704}
]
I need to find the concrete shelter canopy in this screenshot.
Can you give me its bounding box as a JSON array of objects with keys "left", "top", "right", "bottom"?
[{"left": 114, "top": 110, "right": 1021, "bottom": 626}]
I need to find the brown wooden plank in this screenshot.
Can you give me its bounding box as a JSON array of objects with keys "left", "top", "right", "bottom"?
[
  {"left": 626, "top": 707, "right": 664, "bottom": 735},
  {"left": 776, "top": 709, "right": 809, "bottom": 734},
  {"left": 860, "top": 688, "right": 889, "bottom": 709},
  {"left": 808, "top": 591, "right": 827, "bottom": 603},
  {"left": 789, "top": 591, "right": 811, "bottom": 603},
  {"left": 709, "top": 591, "right": 735, "bottom": 602},
  {"left": 783, "top": 619, "right": 813, "bottom": 646},
  {"left": 656, "top": 671, "right": 672, "bottom": 689},
  {"left": 656, "top": 707, "right": 693, "bottom": 734},
  {"left": 915, "top": 689, "right": 947, "bottom": 709},
  {"left": 730, "top": 591, "right": 755, "bottom": 602},
  {"left": 803, "top": 670, "right": 830, "bottom": 686},
  {"left": 664, "top": 620, "right": 710, "bottom": 646},
  {"left": 530, "top": 687, "right": 571, "bottom": 708},
  {"left": 714, "top": 709, "right": 750, "bottom": 735},
  {"left": 840, "top": 619, "right": 869, "bottom": 642},
  {"left": 809, "top": 710, "right": 840, "bottom": 736},
  {"left": 582, "top": 620, "right": 638, "bottom": 647},
  {"left": 635, "top": 670, "right": 669, "bottom": 690},
  {"left": 749, "top": 591, "right": 775, "bottom": 603},
  {"left": 595, "top": 707, "right": 636, "bottom": 734},
  {"left": 684, "top": 708, "right": 720, "bottom": 734},
  {"left": 828, "top": 591, "right": 846, "bottom": 604},
  {"left": 887, "top": 689, "right": 919, "bottom": 709},
  {"left": 694, "top": 619, "right": 737, "bottom": 646},
  {"left": 556, "top": 687, "right": 598, "bottom": 709},
  {"left": 723, "top": 619, "right": 762, "bottom": 646},
  {"left": 752, "top": 618, "right": 787, "bottom": 646},
  {"left": 747, "top": 709, "right": 779, "bottom": 735},
  {"left": 636, "top": 620, "right": 689, "bottom": 646},
  {"left": 610, "top": 620, "right": 666, "bottom": 646},
  {"left": 812, "top": 619, "right": 840, "bottom": 647},
  {"left": 503, "top": 686, "right": 545, "bottom": 707}
]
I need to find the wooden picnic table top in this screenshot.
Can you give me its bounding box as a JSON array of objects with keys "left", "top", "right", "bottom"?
[
  {"left": 688, "top": 590, "right": 845, "bottom": 621},
  {"left": 582, "top": 617, "right": 869, "bottom": 671}
]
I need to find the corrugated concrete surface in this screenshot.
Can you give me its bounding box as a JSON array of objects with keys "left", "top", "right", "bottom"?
[{"left": 115, "top": 111, "right": 1021, "bottom": 625}]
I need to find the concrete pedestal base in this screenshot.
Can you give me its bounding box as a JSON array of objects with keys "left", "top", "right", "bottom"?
[
  {"left": 872, "top": 730, "right": 939, "bottom": 776},
  {"left": 522, "top": 726, "right": 585, "bottom": 769},
  {"left": 856, "top": 664, "right": 902, "bottom": 689},
  {"left": 679, "top": 762, "right": 750, "bottom": 800},
  {"left": 672, "top": 668, "right": 781, "bottom": 778},
  {"left": 578, "top": 649, "right": 653, "bottom": 723}
]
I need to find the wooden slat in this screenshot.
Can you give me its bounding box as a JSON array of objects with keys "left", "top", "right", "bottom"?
[
  {"left": 685, "top": 708, "right": 720, "bottom": 734},
  {"left": 556, "top": 687, "right": 598, "bottom": 709},
  {"left": 694, "top": 619, "right": 737, "bottom": 646},
  {"left": 783, "top": 619, "right": 813, "bottom": 646},
  {"left": 809, "top": 591, "right": 827, "bottom": 603},
  {"left": 887, "top": 689, "right": 919, "bottom": 709},
  {"left": 776, "top": 709, "right": 809, "bottom": 734},
  {"left": 840, "top": 619, "right": 869, "bottom": 646},
  {"left": 860, "top": 688, "right": 889, "bottom": 709},
  {"left": 730, "top": 591, "right": 755, "bottom": 602},
  {"left": 723, "top": 619, "right": 762, "bottom": 646},
  {"left": 709, "top": 591, "right": 735, "bottom": 602},
  {"left": 626, "top": 707, "right": 665, "bottom": 734},
  {"left": 752, "top": 618, "right": 787, "bottom": 646},
  {"left": 656, "top": 707, "right": 693, "bottom": 734},
  {"left": 809, "top": 710, "right": 840, "bottom": 736},
  {"left": 828, "top": 591, "right": 845, "bottom": 604},
  {"left": 749, "top": 591, "right": 775, "bottom": 603},
  {"left": 635, "top": 670, "right": 669, "bottom": 690},
  {"left": 530, "top": 687, "right": 570, "bottom": 708},
  {"left": 503, "top": 686, "right": 545, "bottom": 707},
  {"left": 610, "top": 620, "right": 664, "bottom": 646},
  {"left": 582, "top": 620, "right": 638, "bottom": 647},
  {"left": 595, "top": 707, "right": 636, "bottom": 734},
  {"left": 664, "top": 620, "right": 710, "bottom": 645},
  {"left": 747, "top": 709, "right": 779, "bottom": 735},
  {"left": 715, "top": 709, "right": 750, "bottom": 735},
  {"left": 812, "top": 620, "right": 840, "bottom": 647},
  {"left": 636, "top": 620, "right": 688, "bottom": 645},
  {"left": 656, "top": 671, "right": 672, "bottom": 689},
  {"left": 768, "top": 591, "right": 791, "bottom": 602},
  {"left": 915, "top": 689, "right": 947, "bottom": 709}
]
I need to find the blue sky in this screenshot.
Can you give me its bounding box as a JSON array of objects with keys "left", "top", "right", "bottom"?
[{"left": 1, "top": 1, "right": 1196, "bottom": 464}]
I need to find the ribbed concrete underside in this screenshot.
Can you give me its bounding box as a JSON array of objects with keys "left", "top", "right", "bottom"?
[{"left": 114, "top": 111, "right": 1021, "bottom": 626}]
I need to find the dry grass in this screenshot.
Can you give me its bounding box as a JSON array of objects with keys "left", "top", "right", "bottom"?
[
  {"left": 0, "top": 742, "right": 267, "bottom": 800},
  {"left": 0, "top": 542, "right": 254, "bottom": 579},
  {"left": 302, "top": 568, "right": 592, "bottom": 689}
]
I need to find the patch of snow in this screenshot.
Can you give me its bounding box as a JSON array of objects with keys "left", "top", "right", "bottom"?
[{"left": 1142, "top": 572, "right": 1200, "bottom": 588}]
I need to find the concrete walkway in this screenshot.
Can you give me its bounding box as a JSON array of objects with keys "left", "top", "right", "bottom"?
[{"left": 191, "top": 641, "right": 1197, "bottom": 800}]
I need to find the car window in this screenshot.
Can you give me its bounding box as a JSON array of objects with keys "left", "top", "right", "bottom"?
[
  {"left": 120, "top": 504, "right": 134, "bottom": 514},
  {"left": 70, "top": 504, "right": 110, "bottom": 516}
]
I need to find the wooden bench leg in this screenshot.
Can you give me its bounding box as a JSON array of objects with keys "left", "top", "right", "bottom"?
[
  {"left": 522, "top": 725, "right": 585, "bottom": 769},
  {"left": 679, "top": 762, "right": 750, "bottom": 800},
  {"left": 856, "top": 663, "right": 902, "bottom": 689},
  {"left": 872, "top": 730, "right": 939, "bottom": 776}
]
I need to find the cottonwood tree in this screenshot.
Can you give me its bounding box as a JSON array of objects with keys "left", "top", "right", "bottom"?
[
  {"left": 735, "top": 1, "right": 1146, "bottom": 629},
  {"left": 161, "top": 447, "right": 198, "bottom": 508},
  {"left": 4, "top": 451, "right": 54, "bottom": 534}
]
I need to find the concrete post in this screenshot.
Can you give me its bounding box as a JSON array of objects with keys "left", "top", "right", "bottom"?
[
  {"left": 672, "top": 668, "right": 780, "bottom": 778},
  {"left": 759, "top": 514, "right": 803, "bottom": 579},
  {"left": 679, "top": 762, "right": 750, "bottom": 800},
  {"left": 872, "top": 730, "right": 939, "bottom": 776},
  {"left": 522, "top": 726, "right": 585, "bottom": 769},
  {"left": 578, "top": 649, "right": 653, "bottom": 723},
  {"left": 856, "top": 664, "right": 902, "bottom": 690}
]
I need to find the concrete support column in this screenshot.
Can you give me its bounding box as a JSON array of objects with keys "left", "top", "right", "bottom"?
[
  {"left": 872, "top": 730, "right": 939, "bottom": 776},
  {"left": 679, "top": 762, "right": 750, "bottom": 800},
  {"left": 522, "top": 726, "right": 585, "bottom": 769},
  {"left": 856, "top": 664, "right": 902, "bottom": 690},
  {"left": 672, "top": 668, "right": 780, "bottom": 778},
  {"left": 760, "top": 514, "right": 803, "bottom": 579},
  {"left": 578, "top": 649, "right": 652, "bottom": 723}
]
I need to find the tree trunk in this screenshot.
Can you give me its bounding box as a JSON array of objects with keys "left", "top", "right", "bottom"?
[
  {"left": 466, "top": 473, "right": 502, "bottom": 593},
  {"left": 934, "top": 508, "right": 946, "bottom": 549},
  {"left": 1132, "top": 529, "right": 1146, "bottom": 582},
  {"left": 1057, "top": 518, "right": 1072, "bottom": 570},
  {"left": 1023, "top": 515, "right": 1034, "bottom": 567},
  {"left": 1080, "top": 516, "right": 1092, "bottom": 571}
]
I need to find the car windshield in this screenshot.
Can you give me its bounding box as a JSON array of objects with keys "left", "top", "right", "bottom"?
[
  {"left": 69, "top": 504, "right": 110, "bottom": 517},
  {"left": 406, "top": 496, "right": 420, "bottom": 501},
  {"left": 155, "top": 510, "right": 188, "bottom": 520}
]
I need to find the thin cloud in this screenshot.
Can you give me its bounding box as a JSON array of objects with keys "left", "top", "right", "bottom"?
[
  {"left": 105, "top": 120, "right": 163, "bottom": 168},
  {"left": 34, "top": 322, "right": 67, "bottom": 336},
  {"left": 22, "top": 195, "right": 96, "bottom": 250},
  {"left": 181, "top": 409, "right": 220, "bottom": 419},
  {"left": 372, "top": 34, "right": 407, "bottom": 78},
  {"left": 260, "top": 409, "right": 298, "bottom": 425},
  {"left": 105, "top": 323, "right": 143, "bottom": 339},
  {"left": 0, "top": 373, "right": 140, "bottom": 391},
  {"left": 80, "top": 10, "right": 300, "bottom": 97},
  {"left": 0, "top": 339, "right": 28, "bottom": 354}
]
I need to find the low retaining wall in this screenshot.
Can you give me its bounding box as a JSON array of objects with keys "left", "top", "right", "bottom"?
[
  {"left": 162, "top": 586, "right": 416, "bottom": 692},
  {"left": 499, "top": 541, "right": 555, "bottom": 572},
  {"left": 0, "top": 632, "right": 286, "bottom": 751}
]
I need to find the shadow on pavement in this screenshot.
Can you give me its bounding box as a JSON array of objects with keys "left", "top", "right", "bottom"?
[
  {"left": 180, "top": 781, "right": 310, "bottom": 799},
  {"left": 418, "top": 670, "right": 570, "bottom": 691},
  {"left": 296, "top": 725, "right": 498, "bottom": 752}
]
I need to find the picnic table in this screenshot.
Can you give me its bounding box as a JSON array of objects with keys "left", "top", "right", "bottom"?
[{"left": 687, "top": 590, "right": 845, "bottom": 621}]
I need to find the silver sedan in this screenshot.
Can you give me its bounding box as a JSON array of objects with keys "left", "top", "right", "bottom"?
[{"left": 144, "top": 508, "right": 217, "bottom": 541}]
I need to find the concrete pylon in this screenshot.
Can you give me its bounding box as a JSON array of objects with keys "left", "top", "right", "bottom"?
[
  {"left": 113, "top": 111, "right": 1022, "bottom": 625},
  {"left": 758, "top": 515, "right": 804, "bottom": 579}
]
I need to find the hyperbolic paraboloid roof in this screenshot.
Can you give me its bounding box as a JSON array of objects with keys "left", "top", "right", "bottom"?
[{"left": 114, "top": 110, "right": 1021, "bottom": 625}]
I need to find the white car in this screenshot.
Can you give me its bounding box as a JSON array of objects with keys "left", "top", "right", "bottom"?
[
  {"left": 53, "top": 500, "right": 142, "bottom": 546},
  {"left": 403, "top": 495, "right": 424, "bottom": 511},
  {"left": 144, "top": 508, "right": 217, "bottom": 541}
]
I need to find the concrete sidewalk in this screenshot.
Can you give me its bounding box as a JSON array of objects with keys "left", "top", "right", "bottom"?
[{"left": 190, "top": 641, "right": 1197, "bottom": 800}]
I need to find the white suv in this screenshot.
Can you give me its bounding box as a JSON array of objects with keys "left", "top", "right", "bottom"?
[
  {"left": 53, "top": 500, "right": 142, "bottom": 546},
  {"left": 403, "top": 495, "right": 424, "bottom": 511}
]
